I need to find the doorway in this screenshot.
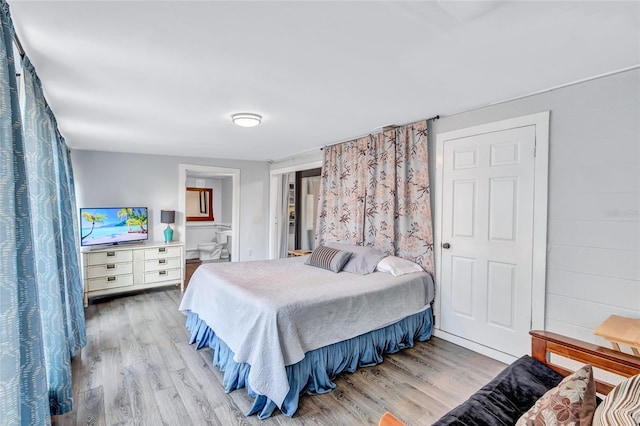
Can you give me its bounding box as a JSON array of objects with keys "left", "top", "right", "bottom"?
[
  {"left": 434, "top": 112, "right": 549, "bottom": 363},
  {"left": 178, "top": 164, "right": 240, "bottom": 263},
  {"left": 269, "top": 160, "right": 323, "bottom": 259},
  {"left": 295, "top": 168, "right": 322, "bottom": 251}
]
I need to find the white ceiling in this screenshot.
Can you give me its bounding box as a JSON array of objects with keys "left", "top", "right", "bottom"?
[{"left": 9, "top": 1, "right": 640, "bottom": 162}]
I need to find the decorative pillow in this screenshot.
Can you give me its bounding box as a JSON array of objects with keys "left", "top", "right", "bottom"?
[
  {"left": 304, "top": 245, "right": 352, "bottom": 273},
  {"left": 325, "top": 242, "right": 387, "bottom": 275},
  {"left": 376, "top": 256, "right": 424, "bottom": 276},
  {"left": 592, "top": 374, "right": 640, "bottom": 426},
  {"left": 516, "top": 364, "right": 596, "bottom": 426}
]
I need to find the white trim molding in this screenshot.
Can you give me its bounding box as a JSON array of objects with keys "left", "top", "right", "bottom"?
[{"left": 433, "top": 329, "right": 518, "bottom": 365}]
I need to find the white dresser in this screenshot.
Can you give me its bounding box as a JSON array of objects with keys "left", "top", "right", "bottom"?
[{"left": 82, "top": 242, "right": 184, "bottom": 307}]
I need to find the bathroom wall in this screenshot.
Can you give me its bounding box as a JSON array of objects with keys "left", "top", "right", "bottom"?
[
  {"left": 221, "top": 177, "right": 233, "bottom": 223},
  {"left": 185, "top": 177, "right": 224, "bottom": 221},
  {"left": 184, "top": 176, "right": 232, "bottom": 257}
]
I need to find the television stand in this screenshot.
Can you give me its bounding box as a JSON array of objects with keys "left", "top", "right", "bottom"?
[{"left": 82, "top": 241, "right": 184, "bottom": 307}]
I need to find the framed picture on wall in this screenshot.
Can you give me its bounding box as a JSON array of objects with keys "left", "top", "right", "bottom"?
[{"left": 186, "top": 187, "right": 214, "bottom": 221}]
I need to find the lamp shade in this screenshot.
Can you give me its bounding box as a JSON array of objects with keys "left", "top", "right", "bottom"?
[{"left": 161, "top": 210, "right": 175, "bottom": 224}]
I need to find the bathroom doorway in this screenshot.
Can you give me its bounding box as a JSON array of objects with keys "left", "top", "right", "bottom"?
[{"left": 178, "top": 164, "right": 240, "bottom": 264}]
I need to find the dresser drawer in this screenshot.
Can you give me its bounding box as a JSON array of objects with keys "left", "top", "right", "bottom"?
[
  {"left": 86, "top": 274, "right": 134, "bottom": 291},
  {"left": 143, "top": 268, "right": 181, "bottom": 284},
  {"left": 85, "top": 249, "right": 132, "bottom": 266},
  {"left": 144, "top": 257, "right": 181, "bottom": 272},
  {"left": 86, "top": 262, "right": 133, "bottom": 279},
  {"left": 83, "top": 243, "right": 185, "bottom": 307},
  {"left": 144, "top": 246, "right": 181, "bottom": 260}
]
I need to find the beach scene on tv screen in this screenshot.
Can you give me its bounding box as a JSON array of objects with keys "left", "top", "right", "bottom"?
[{"left": 81, "top": 208, "right": 148, "bottom": 246}]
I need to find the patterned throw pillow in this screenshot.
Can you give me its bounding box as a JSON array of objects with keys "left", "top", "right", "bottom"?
[
  {"left": 516, "top": 364, "right": 596, "bottom": 426},
  {"left": 304, "top": 245, "right": 352, "bottom": 273},
  {"left": 592, "top": 374, "right": 640, "bottom": 426}
]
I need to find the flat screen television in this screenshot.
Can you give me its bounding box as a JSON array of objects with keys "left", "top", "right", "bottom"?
[{"left": 80, "top": 207, "right": 148, "bottom": 247}]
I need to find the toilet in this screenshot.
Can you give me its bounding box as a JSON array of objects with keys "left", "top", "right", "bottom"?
[{"left": 198, "top": 232, "right": 228, "bottom": 261}]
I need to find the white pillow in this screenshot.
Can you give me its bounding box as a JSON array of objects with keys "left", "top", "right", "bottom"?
[{"left": 376, "top": 256, "right": 424, "bottom": 276}]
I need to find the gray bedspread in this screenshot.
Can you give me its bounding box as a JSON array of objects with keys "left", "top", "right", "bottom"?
[{"left": 178, "top": 256, "right": 434, "bottom": 408}]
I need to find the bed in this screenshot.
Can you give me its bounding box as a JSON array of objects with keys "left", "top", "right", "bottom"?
[{"left": 179, "top": 255, "right": 435, "bottom": 419}]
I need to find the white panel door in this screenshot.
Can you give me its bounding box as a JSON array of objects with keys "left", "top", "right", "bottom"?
[{"left": 440, "top": 126, "right": 536, "bottom": 357}]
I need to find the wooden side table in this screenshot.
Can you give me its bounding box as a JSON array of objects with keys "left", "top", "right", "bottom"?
[
  {"left": 288, "top": 249, "right": 312, "bottom": 257},
  {"left": 594, "top": 315, "right": 640, "bottom": 356}
]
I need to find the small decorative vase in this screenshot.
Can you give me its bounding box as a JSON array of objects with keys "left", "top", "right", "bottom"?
[{"left": 164, "top": 225, "right": 173, "bottom": 243}]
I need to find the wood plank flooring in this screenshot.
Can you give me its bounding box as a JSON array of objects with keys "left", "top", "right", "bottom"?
[{"left": 52, "top": 288, "right": 505, "bottom": 426}]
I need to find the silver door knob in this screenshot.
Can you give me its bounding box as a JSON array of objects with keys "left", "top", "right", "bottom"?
[{"left": 442, "top": 242, "right": 451, "bottom": 249}]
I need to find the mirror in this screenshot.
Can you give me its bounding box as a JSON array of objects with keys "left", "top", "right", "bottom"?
[{"left": 186, "top": 187, "right": 214, "bottom": 221}]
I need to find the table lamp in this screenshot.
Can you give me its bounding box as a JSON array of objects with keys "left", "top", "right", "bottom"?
[{"left": 161, "top": 210, "right": 175, "bottom": 243}]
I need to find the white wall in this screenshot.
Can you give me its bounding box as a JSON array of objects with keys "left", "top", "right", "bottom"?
[
  {"left": 270, "top": 148, "right": 323, "bottom": 171},
  {"left": 221, "top": 177, "right": 233, "bottom": 223},
  {"left": 72, "top": 150, "right": 270, "bottom": 261},
  {"left": 431, "top": 68, "right": 640, "bottom": 345}
]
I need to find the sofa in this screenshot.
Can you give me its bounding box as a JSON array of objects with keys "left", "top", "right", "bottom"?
[
  {"left": 380, "top": 330, "right": 640, "bottom": 426},
  {"left": 433, "top": 354, "right": 564, "bottom": 425}
]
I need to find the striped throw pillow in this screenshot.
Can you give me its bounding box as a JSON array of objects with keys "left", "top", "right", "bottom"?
[
  {"left": 592, "top": 374, "right": 640, "bottom": 426},
  {"left": 305, "top": 245, "right": 352, "bottom": 273}
]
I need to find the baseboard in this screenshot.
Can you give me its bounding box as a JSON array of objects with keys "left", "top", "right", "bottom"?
[{"left": 433, "top": 328, "right": 518, "bottom": 365}]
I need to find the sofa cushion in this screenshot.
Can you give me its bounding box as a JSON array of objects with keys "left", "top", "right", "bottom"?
[{"left": 433, "top": 355, "right": 564, "bottom": 426}]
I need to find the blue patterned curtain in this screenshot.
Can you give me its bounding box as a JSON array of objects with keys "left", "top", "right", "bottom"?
[
  {"left": 22, "top": 56, "right": 86, "bottom": 415},
  {"left": 0, "top": 2, "right": 49, "bottom": 425},
  {"left": 0, "top": 1, "right": 86, "bottom": 423}
]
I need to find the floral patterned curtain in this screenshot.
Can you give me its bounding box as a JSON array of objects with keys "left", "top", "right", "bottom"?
[
  {"left": 316, "top": 120, "right": 434, "bottom": 276},
  {"left": 316, "top": 135, "right": 370, "bottom": 245}
]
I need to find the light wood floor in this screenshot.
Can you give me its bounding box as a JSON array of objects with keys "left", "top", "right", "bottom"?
[{"left": 52, "top": 288, "right": 505, "bottom": 426}]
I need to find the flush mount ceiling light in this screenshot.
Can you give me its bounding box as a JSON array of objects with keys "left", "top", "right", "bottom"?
[{"left": 231, "top": 113, "right": 262, "bottom": 128}]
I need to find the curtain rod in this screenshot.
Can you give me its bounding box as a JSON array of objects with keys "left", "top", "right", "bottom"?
[
  {"left": 321, "top": 114, "right": 440, "bottom": 151},
  {"left": 13, "top": 31, "right": 25, "bottom": 58}
]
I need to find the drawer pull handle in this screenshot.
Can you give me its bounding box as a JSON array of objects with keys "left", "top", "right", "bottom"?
[
  {"left": 106, "top": 251, "right": 116, "bottom": 257},
  {"left": 107, "top": 276, "right": 116, "bottom": 282},
  {"left": 158, "top": 259, "right": 166, "bottom": 264},
  {"left": 159, "top": 270, "right": 167, "bottom": 276},
  {"left": 106, "top": 264, "right": 116, "bottom": 270},
  {"left": 158, "top": 247, "right": 166, "bottom": 253}
]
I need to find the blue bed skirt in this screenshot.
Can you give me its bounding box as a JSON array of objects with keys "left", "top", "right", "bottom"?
[{"left": 185, "top": 308, "right": 433, "bottom": 419}]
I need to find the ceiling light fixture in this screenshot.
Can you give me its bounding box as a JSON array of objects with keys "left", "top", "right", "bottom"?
[{"left": 231, "top": 113, "right": 262, "bottom": 128}]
